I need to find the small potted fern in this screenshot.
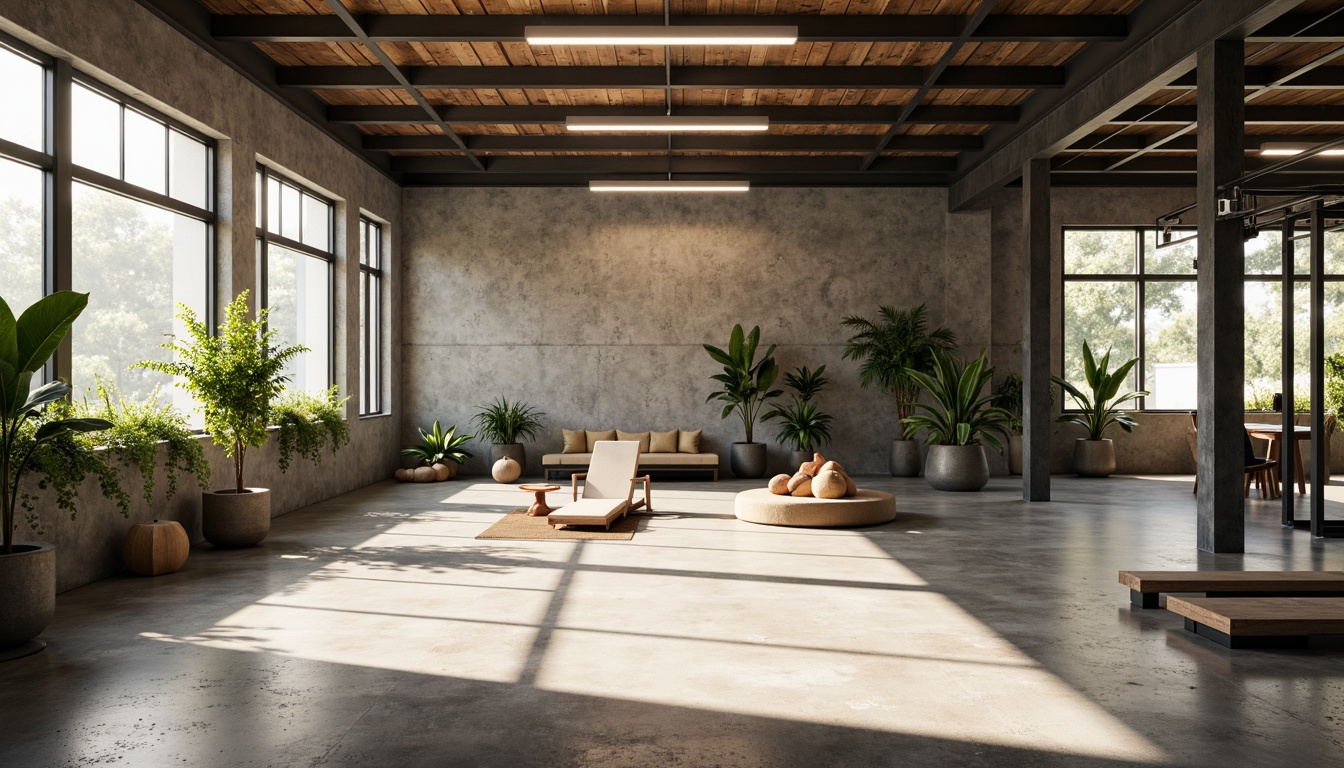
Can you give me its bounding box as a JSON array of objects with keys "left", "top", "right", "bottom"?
[
  {"left": 764, "top": 365, "right": 833, "bottom": 467},
  {"left": 472, "top": 398, "right": 544, "bottom": 470},
  {"left": 399, "top": 421, "right": 473, "bottom": 482}
]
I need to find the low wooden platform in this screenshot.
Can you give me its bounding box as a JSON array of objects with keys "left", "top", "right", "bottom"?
[
  {"left": 1118, "top": 570, "right": 1344, "bottom": 608},
  {"left": 1166, "top": 596, "right": 1344, "bottom": 648}
]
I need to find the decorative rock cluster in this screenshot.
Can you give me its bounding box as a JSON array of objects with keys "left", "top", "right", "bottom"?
[
  {"left": 767, "top": 453, "right": 858, "bottom": 499},
  {"left": 395, "top": 463, "right": 455, "bottom": 483}
]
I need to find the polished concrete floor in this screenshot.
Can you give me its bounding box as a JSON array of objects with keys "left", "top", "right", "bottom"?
[{"left": 3, "top": 474, "right": 1344, "bottom": 767}]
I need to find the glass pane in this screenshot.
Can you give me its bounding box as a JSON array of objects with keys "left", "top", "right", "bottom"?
[
  {"left": 70, "top": 183, "right": 207, "bottom": 427},
  {"left": 0, "top": 158, "right": 45, "bottom": 321},
  {"left": 359, "top": 272, "right": 368, "bottom": 414},
  {"left": 169, "top": 130, "right": 207, "bottom": 208},
  {"left": 268, "top": 246, "right": 330, "bottom": 393},
  {"left": 280, "top": 183, "right": 301, "bottom": 242},
  {"left": 1325, "top": 230, "right": 1344, "bottom": 275},
  {"left": 368, "top": 222, "right": 380, "bottom": 270},
  {"left": 369, "top": 273, "right": 381, "bottom": 413},
  {"left": 1245, "top": 281, "right": 1284, "bottom": 409},
  {"left": 267, "top": 177, "right": 281, "bottom": 235},
  {"left": 301, "top": 193, "right": 329, "bottom": 251},
  {"left": 72, "top": 84, "right": 121, "bottom": 178},
  {"left": 1281, "top": 282, "right": 1344, "bottom": 411},
  {"left": 0, "top": 46, "right": 44, "bottom": 151},
  {"left": 1244, "top": 229, "right": 1281, "bottom": 275},
  {"left": 123, "top": 109, "right": 166, "bottom": 193},
  {"left": 1063, "top": 281, "right": 1137, "bottom": 408},
  {"left": 1144, "top": 229, "right": 1196, "bottom": 275},
  {"left": 1064, "top": 229, "right": 1135, "bottom": 275},
  {"left": 1144, "top": 281, "right": 1197, "bottom": 409},
  {"left": 359, "top": 220, "right": 369, "bottom": 267}
]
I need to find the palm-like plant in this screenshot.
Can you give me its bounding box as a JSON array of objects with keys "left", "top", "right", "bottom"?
[
  {"left": 403, "top": 421, "right": 474, "bottom": 466},
  {"left": 901, "top": 349, "right": 1012, "bottom": 451},
  {"left": 764, "top": 365, "right": 833, "bottom": 453},
  {"left": 842, "top": 304, "right": 956, "bottom": 440},
  {"left": 472, "top": 398, "right": 544, "bottom": 445},
  {"left": 704, "top": 324, "right": 782, "bottom": 444},
  {"left": 1051, "top": 342, "right": 1147, "bottom": 440}
]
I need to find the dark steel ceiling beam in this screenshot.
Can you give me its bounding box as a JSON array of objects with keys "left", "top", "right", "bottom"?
[
  {"left": 1110, "top": 104, "right": 1344, "bottom": 124},
  {"left": 328, "top": 104, "right": 1019, "bottom": 125},
  {"left": 1248, "top": 13, "right": 1344, "bottom": 42},
  {"left": 364, "top": 133, "right": 982, "bottom": 152},
  {"left": 1170, "top": 66, "right": 1344, "bottom": 89},
  {"left": 389, "top": 155, "right": 958, "bottom": 174},
  {"left": 1050, "top": 156, "right": 1344, "bottom": 173},
  {"left": 1063, "top": 133, "right": 1344, "bottom": 152}
]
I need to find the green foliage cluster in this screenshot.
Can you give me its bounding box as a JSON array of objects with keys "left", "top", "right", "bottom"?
[
  {"left": 1244, "top": 385, "right": 1310, "bottom": 414},
  {"left": 137, "top": 292, "right": 306, "bottom": 493},
  {"left": 764, "top": 365, "right": 833, "bottom": 453},
  {"left": 704, "top": 324, "right": 781, "bottom": 444},
  {"left": 1052, "top": 342, "right": 1148, "bottom": 440},
  {"left": 473, "top": 397, "right": 545, "bottom": 445},
  {"left": 901, "top": 350, "right": 1012, "bottom": 449},
  {"left": 402, "top": 421, "right": 473, "bottom": 466},
  {"left": 990, "top": 373, "right": 1056, "bottom": 434},
  {"left": 274, "top": 387, "right": 351, "bottom": 473},
  {"left": 842, "top": 304, "right": 956, "bottom": 440}
]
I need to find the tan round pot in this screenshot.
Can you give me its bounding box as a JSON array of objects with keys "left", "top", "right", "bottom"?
[
  {"left": 1073, "top": 438, "right": 1116, "bottom": 478},
  {"left": 0, "top": 542, "right": 55, "bottom": 656},
  {"left": 202, "top": 488, "right": 272, "bottom": 549}
]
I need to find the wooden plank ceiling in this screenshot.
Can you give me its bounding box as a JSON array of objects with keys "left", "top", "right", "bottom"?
[{"left": 184, "top": 0, "right": 1344, "bottom": 187}]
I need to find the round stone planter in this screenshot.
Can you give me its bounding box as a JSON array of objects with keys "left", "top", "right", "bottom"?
[
  {"left": 890, "top": 439, "right": 922, "bottom": 477},
  {"left": 730, "top": 442, "right": 768, "bottom": 479},
  {"left": 202, "top": 488, "right": 272, "bottom": 549},
  {"left": 925, "top": 444, "right": 990, "bottom": 492},
  {"left": 1073, "top": 438, "right": 1117, "bottom": 477},
  {"left": 0, "top": 542, "right": 54, "bottom": 659},
  {"left": 1008, "top": 433, "right": 1023, "bottom": 475}
]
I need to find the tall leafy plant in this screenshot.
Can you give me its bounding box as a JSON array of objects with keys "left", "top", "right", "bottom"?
[
  {"left": 1, "top": 292, "right": 119, "bottom": 554},
  {"left": 1051, "top": 341, "right": 1147, "bottom": 440},
  {"left": 136, "top": 292, "right": 306, "bottom": 494},
  {"left": 902, "top": 350, "right": 1011, "bottom": 450},
  {"left": 472, "top": 398, "right": 545, "bottom": 445},
  {"left": 704, "top": 324, "right": 782, "bottom": 444},
  {"left": 842, "top": 304, "right": 956, "bottom": 440},
  {"left": 764, "top": 365, "right": 833, "bottom": 453}
]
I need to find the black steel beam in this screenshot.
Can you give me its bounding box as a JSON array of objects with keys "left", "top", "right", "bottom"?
[
  {"left": 389, "top": 155, "right": 957, "bottom": 174},
  {"left": 1249, "top": 13, "right": 1344, "bottom": 43},
  {"left": 1170, "top": 66, "right": 1344, "bottom": 89},
  {"left": 399, "top": 171, "right": 954, "bottom": 187},
  {"left": 1064, "top": 133, "right": 1344, "bottom": 153},
  {"left": 329, "top": 104, "right": 1018, "bottom": 125},
  {"left": 213, "top": 14, "right": 1127, "bottom": 44},
  {"left": 279, "top": 64, "right": 1064, "bottom": 91},
  {"left": 365, "top": 133, "right": 982, "bottom": 152},
  {"left": 1051, "top": 155, "right": 1344, "bottom": 174},
  {"left": 1111, "top": 104, "right": 1344, "bottom": 124}
]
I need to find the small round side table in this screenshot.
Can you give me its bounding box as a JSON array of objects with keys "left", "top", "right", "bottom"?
[{"left": 520, "top": 483, "right": 561, "bottom": 517}]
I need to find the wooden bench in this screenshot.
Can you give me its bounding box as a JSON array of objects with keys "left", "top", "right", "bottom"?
[
  {"left": 1167, "top": 596, "right": 1344, "bottom": 648},
  {"left": 1119, "top": 570, "right": 1344, "bottom": 608}
]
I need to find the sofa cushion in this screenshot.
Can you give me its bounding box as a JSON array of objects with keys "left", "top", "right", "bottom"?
[
  {"left": 650, "top": 429, "right": 679, "bottom": 453},
  {"left": 561, "top": 428, "right": 587, "bottom": 454},
  {"left": 678, "top": 429, "right": 702, "bottom": 454},
  {"left": 586, "top": 429, "right": 617, "bottom": 452},
  {"left": 617, "top": 430, "right": 651, "bottom": 453}
]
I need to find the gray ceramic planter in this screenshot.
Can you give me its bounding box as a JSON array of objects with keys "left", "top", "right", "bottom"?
[
  {"left": 789, "top": 450, "right": 813, "bottom": 469},
  {"left": 731, "top": 442, "right": 768, "bottom": 479},
  {"left": 0, "top": 542, "right": 54, "bottom": 657},
  {"left": 202, "top": 488, "right": 272, "bottom": 548},
  {"left": 925, "top": 444, "right": 990, "bottom": 492},
  {"left": 1008, "top": 433, "right": 1023, "bottom": 475},
  {"left": 491, "top": 443, "right": 525, "bottom": 468},
  {"left": 1073, "top": 438, "right": 1117, "bottom": 477},
  {"left": 890, "top": 439, "right": 922, "bottom": 477}
]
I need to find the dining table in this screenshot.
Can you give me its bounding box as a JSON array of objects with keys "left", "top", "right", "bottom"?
[{"left": 1244, "top": 423, "right": 1311, "bottom": 495}]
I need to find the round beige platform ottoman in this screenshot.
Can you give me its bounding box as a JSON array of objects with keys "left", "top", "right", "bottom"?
[{"left": 734, "top": 488, "right": 897, "bottom": 528}]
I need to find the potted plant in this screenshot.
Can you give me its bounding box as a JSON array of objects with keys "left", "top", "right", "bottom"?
[
  {"left": 1, "top": 292, "right": 120, "bottom": 656},
  {"left": 1051, "top": 341, "right": 1147, "bottom": 478},
  {"left": 764, "top": 365, "right": 833, "bottom": 467},
  {"left": 842, "top": 304, "right": 956, "bottom": 477},
  {"left": 137, "top": 292, "right": 306, "bottom": 548},
  {"left": 902, "top": 349, "right": 1011, "bottom": 492},
  {"left": 472, "top": 397, "right": 544, "bottom": 471},
  {"left": 704, "top": 323, "right": 782, "bottom": 479},
  {"left": 274, "top": 386, "right": 350, "bottom": 474},
  {"left": 400, "top": 421, "right": 473, "bottom": 481},
  {"left": 990, "top": 373, "right": 1057, "bottom": 476}
]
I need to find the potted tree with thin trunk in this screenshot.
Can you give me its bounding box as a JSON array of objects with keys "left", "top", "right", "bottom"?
[
  {"left": 1051, "top": 341, "right": 1147, "bottom": 477},
  {"left": 137, "top": 292, "right": 305, "bottom": 548},
  {"left": 842, "top": 304, "right": 956, "bottom": 476},
  {"left": 704, "top": 324, "right": 782, "bottom": 479}
]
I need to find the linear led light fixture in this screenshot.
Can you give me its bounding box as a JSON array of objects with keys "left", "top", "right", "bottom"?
[
  {"left": 589, "top": 180, "right": 751, "bottom": 192},
  {"left": 525, "top": 25, "right": 798, "bottom": 46},
  {"left": 567, "top": 116, "right": 769, "bottom": 133},
  {"left": 1260, "top": 142, "right": 1344, "bottom": 156}
]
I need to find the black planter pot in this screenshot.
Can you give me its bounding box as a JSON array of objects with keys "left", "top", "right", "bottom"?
[
  {"left": 730, "top": 442, "right": 768, "bottom": 479},
  {"left": 0, "top": 542, "right": 54, "bottom": 660}
]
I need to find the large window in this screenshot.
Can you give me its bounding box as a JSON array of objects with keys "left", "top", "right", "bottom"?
[
  {"left": 1063, "top": 226, "right": 1344, "bottom": 411},
  {"left": 359, "top": 217, "right": 384, "bottom": 415},
  {"left": 256, "top": 167, "right": 333, "bottom": 394},
  {"left": 0, "top": 41, "right": 48, "bottom": 350}
]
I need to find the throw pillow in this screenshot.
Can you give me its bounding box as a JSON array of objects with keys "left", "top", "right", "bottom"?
[
  {"left": 650, "top": 429, "right": 679, "bottom": 453},
  {"left": 586, "top": 429, "right": 617, "bottom": 452},
  {"left": 617, "top": 430, "right": 651, "bottom": 453},
  {"left": 678, "top": 429, "right": 702, "bottom": 454},
  {"left": 561, "top": 428, "right": 587, "bottom": 454}
]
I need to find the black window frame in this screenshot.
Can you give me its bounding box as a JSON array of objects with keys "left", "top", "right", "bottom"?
[{"left": 358, "top": 216, "right": 385, "bottom": 416}]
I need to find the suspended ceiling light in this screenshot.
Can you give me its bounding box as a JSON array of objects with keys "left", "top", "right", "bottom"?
[
  {"left": 589, "top": 180, "right": 751, "bottom": 192},
  {"left": 566, "top": 116, "right": 769, "bottom": 133},
  {"left": 525, "top": 25, "right": 798, "bottom": 46},
  {"left": 1260, "top": 142, "right": 1344, "bottom": 156}
]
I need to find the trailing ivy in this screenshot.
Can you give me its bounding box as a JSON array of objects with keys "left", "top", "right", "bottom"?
[
  {"left": 16, "top": 401, "right": 129, "bottom": 536},
  {"left": 274, "top": 387, "right": 350, "bottom": 473}
]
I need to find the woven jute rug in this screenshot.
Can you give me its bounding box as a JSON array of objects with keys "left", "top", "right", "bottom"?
[{"left": 475, "top": 509, "right": 643, "bottom": 541}]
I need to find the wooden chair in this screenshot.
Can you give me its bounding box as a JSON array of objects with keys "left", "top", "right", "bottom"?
[
  {"left": 547, "top": 441, "right": 652, "bottom": 530},
  {"left": 1187, "top": 413, "right": 1278, "bottom": 499}
]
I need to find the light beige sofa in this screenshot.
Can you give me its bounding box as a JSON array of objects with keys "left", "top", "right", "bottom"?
[{"left": 542, "top": 451, "right": 719, "bottom": 481}]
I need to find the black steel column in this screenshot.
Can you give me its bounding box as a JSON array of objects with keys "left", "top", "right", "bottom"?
[
  {"left": 1022, "top": 157, "right": 1051, "bottom": 502},
  {"left": 50, "top": 59, "right": 72, "bottom": 382},
  {"left": 1281, "top": 215, "right": 1296, "bottom": 527},
  {"left": 1309, "top": 201, "right": 1327, "bottom": 536},
  {"left": 1195, "top": 39, "right": 1245, "bottom": 553}
]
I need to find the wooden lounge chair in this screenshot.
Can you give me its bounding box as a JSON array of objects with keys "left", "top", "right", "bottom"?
[{"left": 547, "top": 441, "right": 652, "bottom": 530}]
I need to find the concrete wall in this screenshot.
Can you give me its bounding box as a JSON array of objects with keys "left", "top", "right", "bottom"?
[{"left": 0, "top": 0, "right": 402, "bottom": 592}]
